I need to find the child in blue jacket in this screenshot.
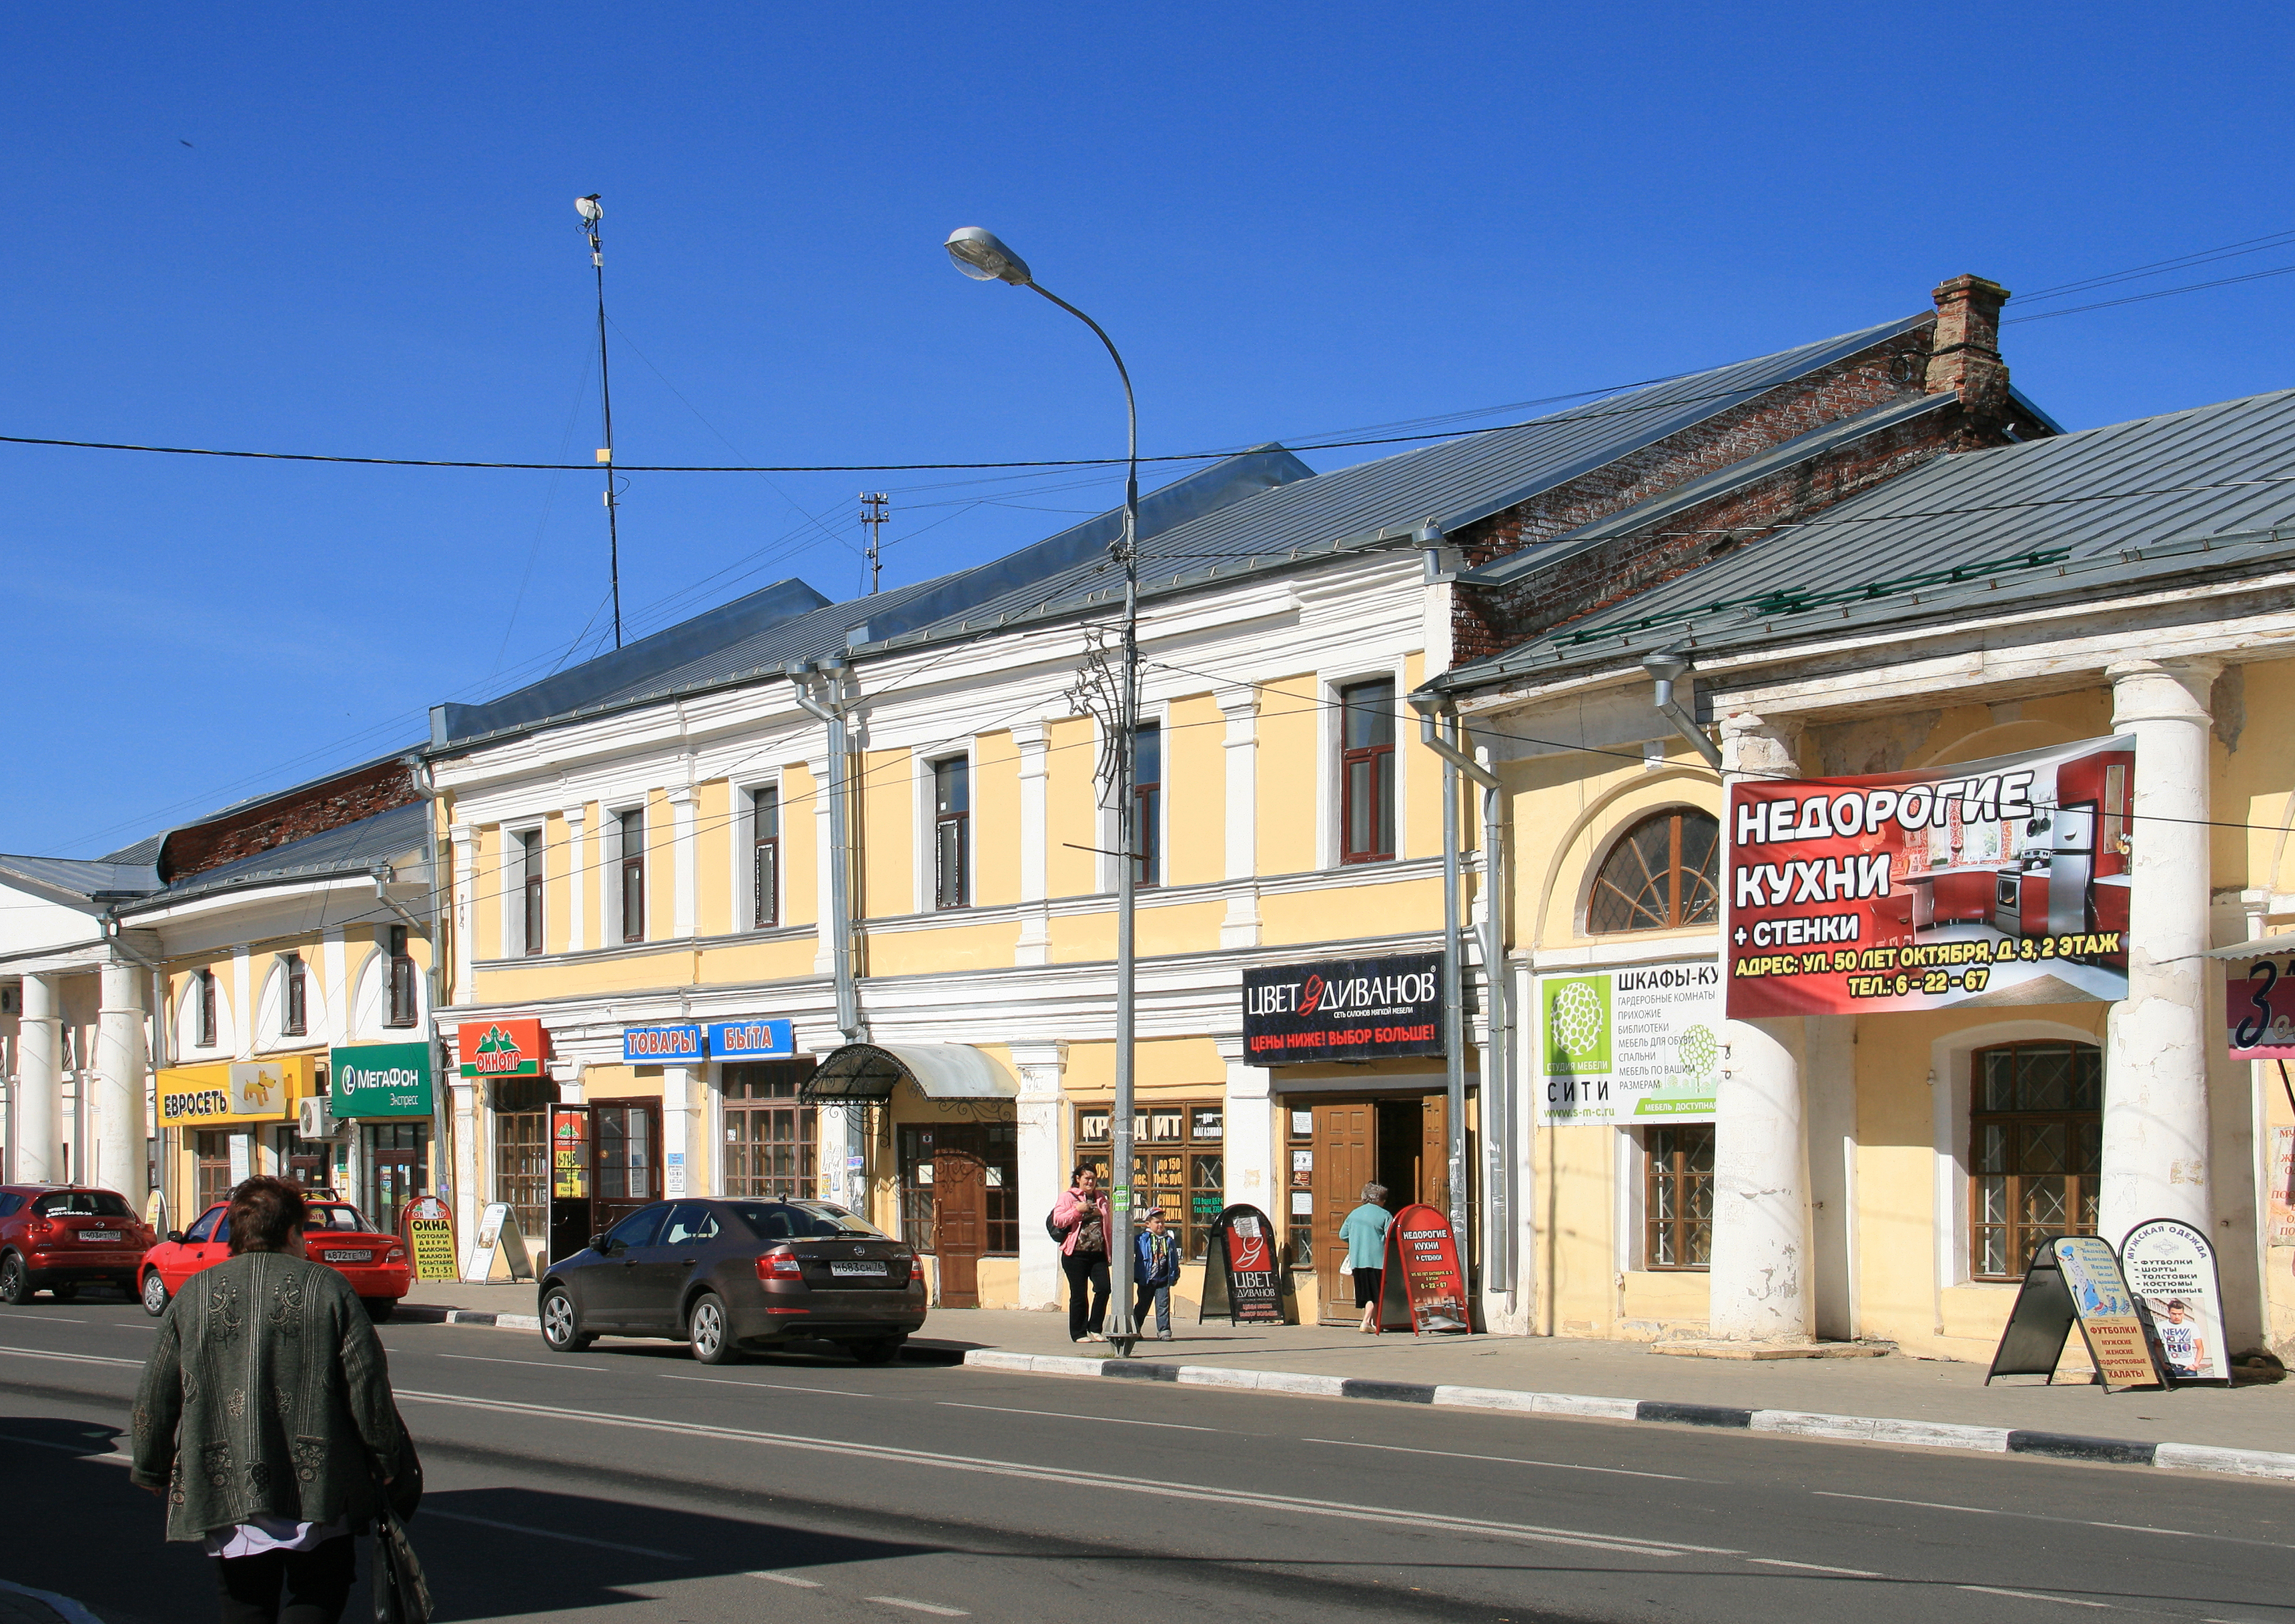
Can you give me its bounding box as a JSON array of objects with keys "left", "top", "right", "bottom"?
[{"left": 1133, "top": 1208, "right": 1183, "bottom": 1340}]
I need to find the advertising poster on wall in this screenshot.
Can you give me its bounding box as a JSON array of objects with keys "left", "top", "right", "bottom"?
[
  {"left": 330, "top": 1042, "right": 433, "bottom": 1119},
  {"left": 1725, "top": 735, "right": 2135, "bottom": 1018},
  {"left": 1381, "top": 1203, "right": 1470, "bottom": 1335},
  {"left": 1536, "top": 962, "right": 1723, "bottom": 1125},
  {"left": 1242, "top": 953, "right": 1443, "bottom": 1064},
  {"left": 2271, "top": 1128, "right": 2295, "bottom": 1249},
  {"left": 2054, "top": 1234, "right": 2166, "bottom": 1390},
  {"left": 2120, "top": 1218, "right": 2230, "bottom": 1382},
  {"left": 2226, "top": 955, "right": 2295, "bottom": 1059}
]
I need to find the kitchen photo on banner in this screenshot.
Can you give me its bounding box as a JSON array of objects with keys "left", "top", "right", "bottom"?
[{"left": 1726, "top": 734, "right": 2134, "bottom": 1018}]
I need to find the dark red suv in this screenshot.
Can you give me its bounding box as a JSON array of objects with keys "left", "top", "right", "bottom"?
[{"left": 0, "top": 1186, "right": 156, "bottom": 1304}]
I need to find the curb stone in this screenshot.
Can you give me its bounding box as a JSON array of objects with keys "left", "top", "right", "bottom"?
[{"left": 398, "top": 1307, "right": 2295, "bottom": 1484}]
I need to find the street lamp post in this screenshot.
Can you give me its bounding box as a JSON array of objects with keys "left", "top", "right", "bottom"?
[{"left": 947, "top": 226, "right": 1142, "bottom": 1355}]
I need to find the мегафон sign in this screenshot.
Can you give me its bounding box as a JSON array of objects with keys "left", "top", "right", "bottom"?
[{"left": 1242, "top": 953, "right": 1444, "bottom": 1064}]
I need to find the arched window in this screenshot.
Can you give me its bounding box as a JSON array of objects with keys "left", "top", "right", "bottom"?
[{"left": 1588, "top": 809, "right": 1719, "bottom": 933}]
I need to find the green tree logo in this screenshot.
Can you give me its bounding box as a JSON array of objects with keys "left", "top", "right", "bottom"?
[
  {"left": 1543, "top": 977, "right": 1611, "bottom": 1074},
  {"left": 1677, "top": 1023, "right": 1719, "bottom": 1080}
]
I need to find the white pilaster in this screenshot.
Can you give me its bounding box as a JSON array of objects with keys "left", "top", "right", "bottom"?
[
  {"left": 95, "top": 957, "right": 149, "bottom": 1204},
  {"left": 16, "top": 973, "right": 61, "bottom": 1184},
  {"left": 1220, "top": 693, "right": 1262, "bottom": 947},
  {"left": 451, "top": 1079, "right": 480, "bottom": 1258},
  {"left": 448, "top": 825, "right": 477, "bottom": 1001},
  {"left": 2102, "top": 659, "right": 2220, "bottom": 1244},
  {"left": 1014, "top": 723, "right": 1052, "bottom": 965},
  {"left": 231, "top": 945, "right": 252, "bottom": 1060},
  {"left": 809, "top": 755, "right": 839, "bottom": 976},
  {"left": 322, "top": 927, "right": 349, "bottom": 1047},
  {"left": 668, "top": 784, "right": 698, "bottom": 939},
  {"left": 562, "top": 806, "right": 587, "bottom": 954},
  {"left": 1709, "top": 713, "right": 1813, "bottom": 1342},
  {"left": 1218, "top": 1039, "right": 1274, "bottom": 1215},
  {"left": 1010, "top": 1040, "right": 1067, "bottom": 1310},
  {"left": 663, "top": 1064, "right": 696, "bottom": 1198}
]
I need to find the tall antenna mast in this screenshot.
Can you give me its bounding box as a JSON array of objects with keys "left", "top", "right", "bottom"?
[
  {"left": 859, "top": 492, "right": 889, "bottom": 594},
  {"left": 576, "top": 193, "right": 623, "bottom": 649}
]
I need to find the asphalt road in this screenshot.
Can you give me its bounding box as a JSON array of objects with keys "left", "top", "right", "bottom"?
[{"left": 3, "top": 1294, "right": 2292, "bottom": 1624}]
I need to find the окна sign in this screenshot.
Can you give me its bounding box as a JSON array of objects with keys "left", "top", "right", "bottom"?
[
  {"left": 331, "top": 1042, "right": 433, "bottom": 1119},
  {"left": 458, "top": 1018, "right": 546, "bottom": 1079},
  {"left": 158, "top": 1058, "right": 312, "bottom": 1126},
  {"left": 1243, "top": 953, "right": 1442, "bottom": 1064},
  {"left": 1727, "top": 735, "right": 2134, "bottom": 1018}
]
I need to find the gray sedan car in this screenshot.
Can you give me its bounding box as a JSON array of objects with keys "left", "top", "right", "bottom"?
[{"left": 537, "top": 1197, "right": 925, "bottom": 1364}]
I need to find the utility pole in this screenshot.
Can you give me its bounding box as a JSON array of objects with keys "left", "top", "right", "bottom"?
[
  {"left": 575, "top": 193, "right": 623, "bottom": 649},
  {"left": 859, "top": 492, "right": 889, "bottom": 594}
]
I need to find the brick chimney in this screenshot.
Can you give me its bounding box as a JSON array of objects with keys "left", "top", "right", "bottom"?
[{"left": 1924, "top": 274, "right": 2011, "bottom": 426}]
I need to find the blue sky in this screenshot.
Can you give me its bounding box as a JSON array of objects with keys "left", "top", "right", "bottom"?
[{"left": 5, "top": 3, "right": 2290, "bottom": 856}]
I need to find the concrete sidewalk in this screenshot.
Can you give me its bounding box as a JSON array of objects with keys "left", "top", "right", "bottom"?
[{"left": 402, "top": 1280, "right": 2295, "bottom": 1459}]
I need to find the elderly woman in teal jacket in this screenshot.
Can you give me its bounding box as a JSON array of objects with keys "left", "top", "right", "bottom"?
[{"left": 1340, "top": 1183, "right": 1394, "bottom": 1333}]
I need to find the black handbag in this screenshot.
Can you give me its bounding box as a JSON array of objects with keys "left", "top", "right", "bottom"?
[{"left": 372, "top": 1503, "right": 432, "bottom": 1624}]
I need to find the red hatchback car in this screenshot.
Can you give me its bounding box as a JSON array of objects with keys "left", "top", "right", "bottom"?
[
  {"left": 0, "top": 1185, "right": 157, "bottom": 1304},
  {"left": 140, "top": 1198, "right": 412, "bottom": 1320}
]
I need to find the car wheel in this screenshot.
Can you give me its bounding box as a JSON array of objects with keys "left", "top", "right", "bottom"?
[
  {"left": 362, "top": 1298, "right": 397, "bottom": 1322},
  {"left": 49, "top": 1282, "right": 77, "bottom": 1303},
  {"left": 141, "top": 1272, "right": 171, "bottom": 1317},
  {"left": 0, "top": 1254, "right": 28, "bottom": 1306},
  {"left": 850, "top": 1335, "right": 906, "bottom": 1365},
  {"left": 688, "top": 1292, "right": 739, "bottom": 1365},
  {"left": 539, "top": 1286, "right": 592, "bottom": 1352}
]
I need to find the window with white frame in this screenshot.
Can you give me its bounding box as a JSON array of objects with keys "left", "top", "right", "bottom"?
[
  {"left": 1338, "top": 679, "right": 1396, "bottom": 865},
  {"left": 751, "top": 786, "right": 781, "bottom": 928},
  {"left": 195, "top": 969, "right": 218, "bottom": 1049},
  {"left": 1132, "top": 721, "right": 1162, "bottom": 887},
  {"left": 518, "top": 828, "right": 544, "bottom": 956},
  {"left": 932, "top": 756, "right": 969, "bottom": 909},
  {"left": 281, "top": 953, "right": 307, "bottom": 1037},
  {"left": 614, "top": 807, "right": 646, "bottom": 943}
]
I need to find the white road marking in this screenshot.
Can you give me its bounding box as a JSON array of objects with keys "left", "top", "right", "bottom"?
[
  {"left": 0, "top": 1344, "right": 141, "bottom": 1368},
  {"left": 1958, "top": 1585, "right": 2112, "bottom": 1609},
  {"left": 748, "top": 1571, "right": 824, "bottom": 1588},
  {"left": 437, "top": 1353, "right": 606, "bottom": 1372},
  {"left": 867, "top": 1599, "right": 969, "bottom": 1617},
  {"left": 421, "top": 1509, "right": 688, "bottom": 1559},
  {"left": 940, "top": 1401, "right": 1216, "bottom": 1432},
  {"left": 662, "top": 1374, "right": 870, "bottom": 1396},
  {"left": 1302, "top": 1437, "right": 1688, "bottom": 1481},
  {"left": 1813, "top": 1491, "right": 2279, "bottom": 1549},
  {"left": 394, "top": 1387, "right": 1733, "bottom": 1559},
  {"left": 0, "top": 1315, "right": 87, "bottom": 1324},
  {"left": 1749, "top": 1559, "right": 1883, "bottom": 1577}
]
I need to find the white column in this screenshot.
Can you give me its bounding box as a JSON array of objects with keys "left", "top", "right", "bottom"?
[
  {"left": 663, "top": 1064, "right": 697, "bottom": 1198},
  {"left": 451, "top": 1079, "right": 481, "bottom": 1258},
  {"left": 1010, "top": 1040, "right": 1067, "bottom": 1310},
  {"left": 230, "top": 946, "right": 252, "bottom": 1059},
  {"left": 809, "top": 755, "right": 838, "bottom": 976},
  {"left": 95, "top": 957, "right": 149, "bottom": 1204},
  {"left": 1220, "top": 693, "right": 1262, "bottom": 948},
  {"left": 560, "top": 807, "right": 586, "bottom": 953},
  {"left": 1014, "top": 723, "right": 1051, "bottom": 965},
  {"left": 2102, "top": 658, "right": 2220, "bottom": 1244},
  {"left": 1219, "top": 1040, "right": 1274, "bottom": 1214},
  {"left": 448, "top": 825, "right": 477, "bottom": 1000},
  {"left": 1709, "top": 713, "right": 1813, "bottom": 1342},
  {"left": 669, "top": 785, "right": 697, "bottom": 939},
  {"left": 322, "top": 927, "right": 349, "bottom": 1046},
  {"left": 16, "top": 973, "right": 61, "bottom": 1184}
]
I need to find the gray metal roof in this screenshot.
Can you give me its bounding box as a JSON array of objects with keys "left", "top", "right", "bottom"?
[
  {"left": 1436, "top": 384, "right": 2295, "bottom": 691},
  {"left": 858, "top": 313, "right": 1934, "bottom": 651},
  {"left": 0, "top": 855, "right": 161, "bottom": 905},
  {"left": 125, "top": 801, "right": 430, "bottom": 909},
  {"left": 97, "top": 833, "right": 165, "bottom": 865}
]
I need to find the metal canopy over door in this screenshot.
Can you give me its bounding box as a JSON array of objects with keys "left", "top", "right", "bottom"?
[
  {"left": 1307, "top": 1094, "right": 1450, "bottom": 1325},
  {"left": 931, "top": 1146, "right": 987, "bottom": 1307}
]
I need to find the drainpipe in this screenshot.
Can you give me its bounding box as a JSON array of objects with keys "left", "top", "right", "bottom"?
[
  {"left": 790, "top": 657, "right": 867, "bottom": 1210},
  {"left": 404, "top": 757, "right": 454, "bottom": 1220},
  {"left": 1642, "top": 652, "right": 1723, "bottom": 768},
  {"left": 1407, "top": 692, "right": 1508, "bottom": 1307}
]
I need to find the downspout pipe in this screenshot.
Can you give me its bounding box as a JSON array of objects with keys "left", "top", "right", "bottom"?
[
  {"left": 1643, "top": 652, "right": 1723, "bottom": 769},
  {"left": 789, "top": 659, "right": 862, "bottom": 1044},
  {"left": 405, "top": 758, "right": 454, "bottom": 1214}
]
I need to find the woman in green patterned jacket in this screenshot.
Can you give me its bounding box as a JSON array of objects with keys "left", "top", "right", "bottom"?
[{"left": 131, "top": 1175, "right": 412, "bottom": 1624}]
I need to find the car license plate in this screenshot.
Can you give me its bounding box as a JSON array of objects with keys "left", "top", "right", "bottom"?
[
  {"left": 829, "top": 1261, "right": 886, "bottom": 1277},
  {"left": 79, "top": 1231, "right": 121, "bottom": 1242},
  {"left": 324, "top": 1250, "right": 371, "bottom": 1264}
]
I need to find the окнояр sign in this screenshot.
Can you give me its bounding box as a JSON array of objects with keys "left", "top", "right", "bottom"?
[{"left": 1243, "top": 953, "right": 1443, "bottom": 1064}]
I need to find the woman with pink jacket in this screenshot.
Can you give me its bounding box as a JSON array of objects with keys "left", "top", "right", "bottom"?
[{"left": 1053, "top": 1166, "right": 1113, "bottom": 1342}]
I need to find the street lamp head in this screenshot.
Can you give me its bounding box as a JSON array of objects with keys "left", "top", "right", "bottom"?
[{"left": 945, "top": 226, "right": 1032, "bottom": 287}]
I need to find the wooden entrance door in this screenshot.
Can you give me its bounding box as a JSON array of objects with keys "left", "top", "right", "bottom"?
[
  {"left": 1310, "top": 1102, "right": 1376, "bottom": 1324},
  {"left": 590, "top": 1102, "right": 662, "bottom": 1237},
  {"left": 931, "top": 1148, "right": 986, "bottom": 1308}
]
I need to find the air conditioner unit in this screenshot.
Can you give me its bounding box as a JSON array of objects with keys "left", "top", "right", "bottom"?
[{"left": 297, "top": 1097, "right": 344, "bottom": 1140}]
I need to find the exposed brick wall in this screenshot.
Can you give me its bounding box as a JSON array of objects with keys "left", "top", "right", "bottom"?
[
  {"left": 159, "top": 759, "right": 418, "bottom": 881},
  {"left": 1446, "top": 314, "right": 2038, "bottom": 663}
]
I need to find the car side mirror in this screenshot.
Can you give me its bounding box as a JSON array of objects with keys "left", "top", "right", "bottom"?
[
  {"left": 165, "top": 1231, "right": 185, "bottom": 1244},
  {"left": 589, "top": 1232, "right": 610, "bottom": 1252}
]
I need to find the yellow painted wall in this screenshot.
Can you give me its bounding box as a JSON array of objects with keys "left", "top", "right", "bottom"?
[
  {"left": 1401, "top": 653, "right": 1445, "bottom": 861},
  {"left": 1049, "top": 907, "right": 1115, "bottom": 964},
  {"left": 1047, "top": 717, "right": 1098, "bottom": 898},
  {"left": 1256, "top": 674, "right": 1318, "bottom": 876},
  {"left": 866, "top": 920, "right": 1022, "bottom": 976},
  {"left": 542, "top": 812, "right": 570, "bottom": 955},
  {"left": 474, "top": 949, "right": 701, "bottom": 1004},
  {"left": 1259, "top": 877, "right": 1445, "bottom": 949},
  {"left": 1134, "top": 900, "right": 1224, "bottom": 958},
  {"left": 646, "top": 789, "right": 675, "bottom": 943},
  {"left": 782, "top": 765, "right": 819, "bottom": 929},
  {"left": 859, "top": 748, "right": 913, "bottom": 919},
  {"left": 1165, "top": 691, "right": 1224, "bottom": 887},
  {"left": 1532, "top": 1124, "right": 1617, "bottom": 1336},
  {"left": 693, "top": 935, "right": 823, "bottom": 986},
  {"left": 695, "top": 779, "right": 733, "bottom": 939},
  {"left": 472, "top": 826, "right": 502, "bottom": 961},
  {"left": 973, "top": 730, "right": 1020, "bottom": 906}
]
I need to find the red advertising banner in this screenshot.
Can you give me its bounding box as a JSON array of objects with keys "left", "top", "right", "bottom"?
[
  {"left": 458, "top": 1017, "right": 548, "bottom": 1079},
  {"left": 1382, "top": 1203, "right": 1469, "bottom": 1335},
  {"left": 2226, "top": 955, "right": 2295, "bottom": 1059},
  {"left": 1725, "top": 735, "right": 2134, "bottom": 1018}
]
